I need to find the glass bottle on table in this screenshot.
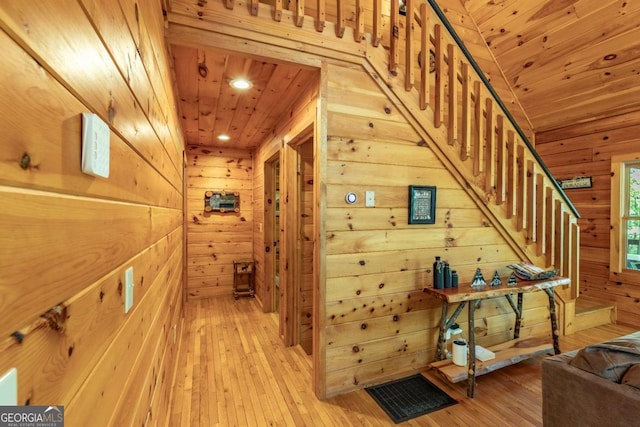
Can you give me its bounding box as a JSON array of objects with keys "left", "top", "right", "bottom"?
[{"left": 433, "top": 256, "right": 444, "bottom": 289}]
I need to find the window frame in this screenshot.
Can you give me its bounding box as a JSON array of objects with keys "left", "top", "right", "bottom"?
[{"left": 610, "top": 153, "right": 640, "bottom": 275}]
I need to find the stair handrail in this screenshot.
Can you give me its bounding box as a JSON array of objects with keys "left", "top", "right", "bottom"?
[{"left": 425, "top": 0, "right": 579, "bottom": 218}]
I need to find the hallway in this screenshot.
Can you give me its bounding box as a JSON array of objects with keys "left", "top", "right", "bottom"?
[{"left": 170, "top": 297, "right": 635, "bottom": 426}]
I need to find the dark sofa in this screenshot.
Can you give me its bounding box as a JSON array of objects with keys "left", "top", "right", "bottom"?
[{"left": 542, "top": 331, "right": 640, "bottom": 426}]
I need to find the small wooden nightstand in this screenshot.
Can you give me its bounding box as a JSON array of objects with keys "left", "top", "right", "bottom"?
[{"left": 233, "top": 260, "right": 255, "bottom": 299}]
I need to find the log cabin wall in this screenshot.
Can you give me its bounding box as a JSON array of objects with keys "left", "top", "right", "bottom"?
[
  {"left": 322, "top": 61, "right": 550, "bottom": 396},
  {"left": 186, "top": 146, "right": 254, "bottom": 299},
  {"left": 537, "top": 111, "right": 640, "bottom": 327},
  {"left": 0, "top": 1, "right": 184, "bottom": 426}
]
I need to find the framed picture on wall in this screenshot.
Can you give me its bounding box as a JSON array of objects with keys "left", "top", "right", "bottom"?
[
  {"left": 204, "top": 190, "right": 240, "bottom": 213},
  {"left": 408, "top": 185, "right": 436, "bottom": 224}
]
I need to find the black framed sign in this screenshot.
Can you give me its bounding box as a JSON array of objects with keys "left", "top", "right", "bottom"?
[{"left": 408, "top": 185, "right": 436, "bottom": 224}]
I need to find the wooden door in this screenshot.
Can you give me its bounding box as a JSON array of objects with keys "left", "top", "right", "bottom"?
[
  {"left": 279, "top": 127, "right": 314, "bottom": 350},
  {"left": 263, "top": 154, "right": 280, "bottom": 313}
]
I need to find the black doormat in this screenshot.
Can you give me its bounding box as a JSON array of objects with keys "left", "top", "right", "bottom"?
[{"left": 365, "top": 374, "right": 457, "bottom": 424}]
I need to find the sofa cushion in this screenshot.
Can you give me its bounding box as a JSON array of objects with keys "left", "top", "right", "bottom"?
[
  {"left": 569, "top": 336, "right": 640, "bottom": 383},
  {"left": 622, "top": 364, "right": 640, "bottom": 389}
]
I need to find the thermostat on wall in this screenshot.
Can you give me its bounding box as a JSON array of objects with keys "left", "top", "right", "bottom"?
[{"left": 81, "top": 113, "right": 110, "bottom": 178}]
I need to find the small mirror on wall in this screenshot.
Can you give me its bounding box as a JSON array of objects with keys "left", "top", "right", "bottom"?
[{"left": 204, "top": 191, "right": 240, "bottom": 213}]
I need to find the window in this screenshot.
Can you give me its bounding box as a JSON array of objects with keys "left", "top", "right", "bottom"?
[{"left": 610, "top": 154, "right": 640, "bottom": 273}]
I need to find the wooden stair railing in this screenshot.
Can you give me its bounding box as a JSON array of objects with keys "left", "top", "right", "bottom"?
[
  {"left": 369, "top": 0, "right": 580, "bottom": 301},
  {"left": 211, "top": 0, "right": 580, "bottom": 303}
]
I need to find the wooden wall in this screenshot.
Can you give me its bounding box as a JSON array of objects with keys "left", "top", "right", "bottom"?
[
  {"left": 0, "top": 1, "right": 184, "bottom": 426},
  {"left": 322, "top": 62, "right": 550, "bottom": 396},
  {"left": 537, "top": 111, "right": 640, "bottom": 327},
  {"left": 186, "top": 146, "right": 254, "bottom": 298}
]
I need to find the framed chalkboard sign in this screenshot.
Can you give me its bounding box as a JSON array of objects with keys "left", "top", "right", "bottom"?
[
  {"left": 204, "top": 191, "right": 240, "bottom": 213},
  {"left": 408, "top": 185, "right": 436, "bottom": 224}
]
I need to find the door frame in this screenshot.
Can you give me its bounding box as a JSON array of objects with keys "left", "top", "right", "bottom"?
[
  {"left": 279, "top": 125, "right": 314, "bottom": 346},
  {"left": 263, "top": 153, "right": 280, "bottom": 314}
]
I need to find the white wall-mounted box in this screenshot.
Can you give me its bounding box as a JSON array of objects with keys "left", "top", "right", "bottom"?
[
  {"left": 81, "top": 113, "right": 110, "bottom": 178},
  {"left": 0, "top": 368, "right": 17, "bottom": 405},
  {"left": 124, "top": 266, "right": 134, "bottom": 314}
]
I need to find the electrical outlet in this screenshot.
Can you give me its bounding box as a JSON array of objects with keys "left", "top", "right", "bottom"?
[
  {"left": 0, "top": 368, "right": 17, "bottom": 405},
  {"left": 124, "top": 267, "right": 134, "bottom": 314}
]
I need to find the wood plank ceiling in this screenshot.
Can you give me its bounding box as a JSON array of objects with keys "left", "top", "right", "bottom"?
[
  {"left": 459, "top": 0, "right": 640, "bottom": 132},
  {"left": 169, "top": 0, "right": 640, "bottom": 149},
  {"left": 171, "top": 44, "right": 316, "bottom": 149}
]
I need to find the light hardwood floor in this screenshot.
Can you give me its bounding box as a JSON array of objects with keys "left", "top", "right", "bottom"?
[{"left": 169, "top": 297, "right": 635, "bottom": 426}]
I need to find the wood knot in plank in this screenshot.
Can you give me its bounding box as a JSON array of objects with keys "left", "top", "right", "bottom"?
[
  {"left": 12, "top": 331, "right": 25, "bottom": 343},
  {"left": 41, "top": 305, "right": 67, "bottom": 332},
  {"left": 198, "top": 63, "right": 208, "bottom": 77},
  {"left": 20, "top": 153, "right": 31, "bottom": 169}
]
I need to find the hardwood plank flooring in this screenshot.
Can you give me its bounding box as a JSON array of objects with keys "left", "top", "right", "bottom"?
[{"left": 170, "top": 297, "right": 636, "bottom": 426}]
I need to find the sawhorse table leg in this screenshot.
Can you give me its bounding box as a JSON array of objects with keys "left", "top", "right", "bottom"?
[
  {"left": 467, "top": 298, "right": 477, "bottom": 398},
  {"left": 436, "top": 301, "right": 467, "bottom": 361},
  {"left": 504, "top": 293, "right": 524, "bottom": 339},
  {"left": 544, "top": 288, "right": 561, "bottom": 355}
]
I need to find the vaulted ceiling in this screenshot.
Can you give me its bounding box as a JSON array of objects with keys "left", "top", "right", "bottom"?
[
  {"left": 458, "top": 0, "right": 640, "bottom": 132},
  {"left": 168, "top": 0, "right": 640, "bottom": 148}
]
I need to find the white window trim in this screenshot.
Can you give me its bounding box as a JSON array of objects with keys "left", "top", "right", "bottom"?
[{"left": 610, "top": 153, "right": 640, "bottom": 274}]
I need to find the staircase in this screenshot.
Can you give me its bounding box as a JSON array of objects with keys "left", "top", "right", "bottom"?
[{"left": 362, "top": 1, "right": 581, "bottom": 315}]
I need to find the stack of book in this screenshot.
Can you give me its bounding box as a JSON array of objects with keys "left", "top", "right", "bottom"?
[{"left": 506, "top": 262, "right": 559, "bottom": 281}]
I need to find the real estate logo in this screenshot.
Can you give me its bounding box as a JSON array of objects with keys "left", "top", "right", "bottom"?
[{"left": 0, "top": 406, "right": 64, "bottom": 427}]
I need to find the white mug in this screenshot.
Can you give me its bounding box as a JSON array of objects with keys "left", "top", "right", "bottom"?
[{"left": 452, "top": 339, "right": 467, "bottom": 366}]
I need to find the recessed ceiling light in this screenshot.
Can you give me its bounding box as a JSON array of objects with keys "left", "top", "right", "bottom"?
[
  {"left": 230, "top": 78, "right": 252, "bottom": 90},
  {"left": 217, "top": 134, "right": 231, "bottom": 141}
]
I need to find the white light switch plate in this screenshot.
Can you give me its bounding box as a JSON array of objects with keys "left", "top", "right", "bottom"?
[
  {"left": 81, "top": 113, "right": 110, "bottom": 178},
  {"left": 0, "top": 368, "right": 17, "bottom": 405},
  {"left": 365, "top": 191, "right": 375, "bottom": 207},
  {"left": 124, "top": 267, "right": 134, "bottom": 314}
]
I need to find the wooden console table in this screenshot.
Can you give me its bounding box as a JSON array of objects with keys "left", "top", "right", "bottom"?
[{"left": 424, "top": 276, "right": 570, "bottom": 397}]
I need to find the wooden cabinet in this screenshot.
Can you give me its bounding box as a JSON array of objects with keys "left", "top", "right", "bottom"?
[{"left": 233, "top": 260, "right": 255, "bottom": 299}]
